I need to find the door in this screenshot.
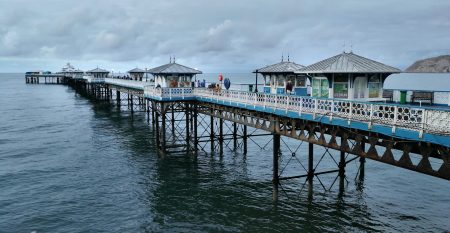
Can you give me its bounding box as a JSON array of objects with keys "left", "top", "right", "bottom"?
[{"left": 353, "top": 76, "right": 367, "bottom": 99}]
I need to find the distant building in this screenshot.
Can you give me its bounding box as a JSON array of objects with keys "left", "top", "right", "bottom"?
[
  {"left": 148, "top": 61, "right": 202, "bottom": 88},
  {"left": 128, "top": 68, "right": 146, "bottom": 81},
  {"left": 60, "top": 63, "right": 84, "bottom": 78},
  {"left": 86, "top": 67, "right": 110, "bottom": 78},
  {"left": 297, "top": 52, "right": 401, "bottom": 100}
]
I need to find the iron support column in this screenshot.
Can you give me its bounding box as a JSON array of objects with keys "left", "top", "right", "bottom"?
[{"left": 273, "top": 133, "right": 280, "bottom": 201}]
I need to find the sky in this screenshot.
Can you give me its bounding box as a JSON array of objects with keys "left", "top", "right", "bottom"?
[{"left": 0, "top": 0, "right": 450, "bottom": 73}]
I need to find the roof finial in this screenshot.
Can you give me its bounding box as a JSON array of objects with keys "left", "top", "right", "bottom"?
[
  {"left": 343, "top": 43, "right": 346, "bottom": 53},
  {"left": 173, "top": 55, "right": 175, "bottom": 63},
  {"left": 288, "top": 53, "right": 290, "bottom": 62},
  {"left": 350, "top": 44, "right": 353, "bottom": 53},
  {"left": 282, "top": 53, "right": 284, "bottom": 62},
  {"left": 170, "top": 56, "right": 172, "bottom": 63}
]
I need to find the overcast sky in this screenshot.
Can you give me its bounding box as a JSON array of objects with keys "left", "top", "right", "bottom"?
[{"left": 1, "top": 0, "right": 449, "bottom": 73}]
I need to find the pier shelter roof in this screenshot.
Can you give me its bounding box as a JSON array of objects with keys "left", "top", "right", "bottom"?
[
  {"left": 255, "top": 61, "right": 304, "bottom": 74},
  {"left": 87, "top": 67, "right": 110, "bottom": 73},
  {"left": 148, "top": 62, "right": 202, "bottom": 75},
  {"left": 128, "top": 68, "right": 146, "bottom": 73},
  {"left": 297, "top": 52, "right": 400, "bottom": 74}
]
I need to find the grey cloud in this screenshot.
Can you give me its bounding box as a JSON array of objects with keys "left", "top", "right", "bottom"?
[{"left": 0, "top": 0, "right": 449, "bottom": 72}]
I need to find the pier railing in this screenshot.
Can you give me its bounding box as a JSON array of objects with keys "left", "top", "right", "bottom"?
[
  {"left": 83, "top": 76, "right": 105, "bottom": 83},
  {"left": 105, "top": 78, "right": 152, "bottom": 90},
  {"left": 144, "top": 86, "right": 194, "bottom": 100},
  {"left": 193, "top": 89, "right": 450, "bottom": 136}
]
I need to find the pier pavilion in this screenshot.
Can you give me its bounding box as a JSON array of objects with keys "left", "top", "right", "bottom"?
[
  {"left": 148, "top": 61, "right": 202, "bottom": 88},
  {"left": 128, "top": 68, "right": 146, "bottom": 81},
  {"left": 86, "top": 67, "right": 110, "bottom": 78},
  {"left": 255, "top": 58, "right": 307, "bottom": 95},
  {"left": 59, "top": 63, "right": 84, "bottom": 78},
  {"left": 297, "top": 52, "right": 401, "bottom": 100}
]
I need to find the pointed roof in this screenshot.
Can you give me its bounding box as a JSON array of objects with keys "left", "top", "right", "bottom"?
[
  {"left": 255, "top": 61, "right": 304, "bottom": 73},
  {"left": 148, "top": 62, "right": 202, "bottom": 75},
  {"left": 87, "top": 67, "right": 110, "bottom": 73},
  {"left": 297, "top": 52, "right": 401, "bottom": 74},
  {"left": 128, "top": 68, "right": 146, "bottom": 73}
]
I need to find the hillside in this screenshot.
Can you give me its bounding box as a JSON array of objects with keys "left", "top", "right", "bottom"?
[{"left": 405, "top": 55, "right": 450, "bottom": 72}]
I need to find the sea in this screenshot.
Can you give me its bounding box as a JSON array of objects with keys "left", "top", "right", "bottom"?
[{"left": 0, "top": 73, "right": 449, "bottom": 232}]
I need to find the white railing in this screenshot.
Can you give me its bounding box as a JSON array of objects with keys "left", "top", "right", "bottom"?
[
  {"left": 105, "top": 78, "right": 153, "bottom": 90},
  {"left": 144, "top": 87, "right": 194, "bottom": 100},
  {"left": 193, "top": 89, "right": 450, "bottom": 135},
  {"left": 83, "top": 75, "right": 105, "bottom": 83}
]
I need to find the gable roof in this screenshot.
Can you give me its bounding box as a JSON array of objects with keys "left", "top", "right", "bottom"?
[
  {"left": 255, "top": 61, "right": 304, "bottom": 74},
  {"left": 297, "top": 52, "right": 401, "bottom": 74},
  {"left": 87, "top": 67, "right": 110, "bottom": 73},
  {"left": 128, "top": 68, "right": 146, "bottom": 73},
  {"left": 148, "top": 62, "right": 202, "bottom": 75}
]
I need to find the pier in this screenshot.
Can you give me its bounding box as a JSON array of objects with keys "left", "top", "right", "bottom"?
[{"left": 26, "top": 62, "right": 450, "bottom": 200}]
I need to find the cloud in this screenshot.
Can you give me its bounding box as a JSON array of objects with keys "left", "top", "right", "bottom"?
[{"left": 0, "top": 0, "right": 449, "bottom": 72}]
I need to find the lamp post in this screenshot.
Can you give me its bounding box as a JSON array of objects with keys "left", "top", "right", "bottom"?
[{"left": 255, "top": 69, "right": 258, "bottom": 93}]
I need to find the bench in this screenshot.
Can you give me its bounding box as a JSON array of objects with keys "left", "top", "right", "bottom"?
[
  {"left": 382, "top": 90, "right": 393, "bottom": 102},
  {"left": 411, "top": 91, "right": 433, "bottom": 105}
]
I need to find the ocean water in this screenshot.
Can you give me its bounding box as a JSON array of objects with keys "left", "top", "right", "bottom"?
[{"left": 0, "top": 73, "right": 449, "bottom": 232}]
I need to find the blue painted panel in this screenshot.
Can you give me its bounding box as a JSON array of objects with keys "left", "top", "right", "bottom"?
[
  {"left": 277, "top": 88, "right": 285, "bottom": 94},
  {"left": 264, "top": 86, "right": 271, "bottom": 93},
  {"left": 294, "top": 87, "right": 308, "bottom": 96}
]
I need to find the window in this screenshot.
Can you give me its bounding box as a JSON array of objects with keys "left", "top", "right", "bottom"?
[
  {"left": 333, "top": 74, "right": 348, "bottom": 98},
  {"left": 334, "top": 83, "right": 348, "bottom": 98},
  {"left": 368, "top": 75, "right": 381, "bottom": 98},
  {"left": 277, "top": 76, "right": 285, "bottom": 87},
  {"left": 297, "top": 76, "right": 306, "bottom": 87}
]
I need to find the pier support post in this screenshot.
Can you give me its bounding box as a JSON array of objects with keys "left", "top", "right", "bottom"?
[
  {"left": 233, "top": 122, "right": 237, "bottom": 150},
  {"left": 185, "top": 103, "right": 190, "bottom": 151},
  {"left": 193, "top": 103, "right": 198, "bottom": 151},
  {"left": 339, "top": 139, "right": 346, "bottom": 178},
  {"left": 147, "top": 100, "right": 150, "bottom": 124},
  {"left": 219, "top": 114, "right": 224, "bottom": 154},
  {"left": 243, "top": 125, "right": 248, "bottom": 155},
  {"left": 116, "top": 90, "right": 120, "bottom": 106},
  {"left": 273, "top": 133, "right": 280, "bottom": 201},
  {"left": 359, "top": 141, "right": 366, "bottom": 180},
  {"left": 161, "top": 103, "right": 166, "bottom": 153},
  {"left": 210, "top": 114, "right": 215, "bottom": 153},
  {"left": 151, "top": 101, "right": 156, "bottom": 126},
  {"left": 155, "top": 108, "right": 161, "bottom": 150},
  {"left": 308, "top": 142, "right": 314, "bottom": 192},
  {"left": 130, "top": 94, "right": 134, "bottom": 114},
  {"left": 171, "top": 104, "right": 175, "bottom": 136}
]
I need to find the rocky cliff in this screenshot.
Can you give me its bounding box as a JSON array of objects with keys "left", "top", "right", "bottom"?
[{"left": 405, "top": 55, "right": 450, "bottom": 72}]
